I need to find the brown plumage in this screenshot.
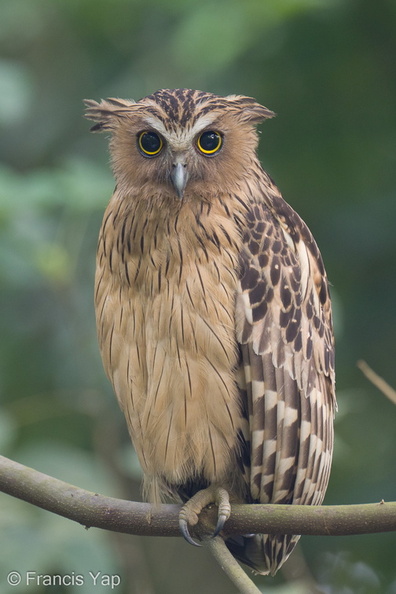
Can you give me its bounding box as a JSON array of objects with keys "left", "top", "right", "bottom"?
[{"left": 85, "top": 88, "right": 336, "bottom": 575}]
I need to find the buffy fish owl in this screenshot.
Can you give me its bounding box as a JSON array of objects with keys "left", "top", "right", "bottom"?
[{"left": 85, "top": 88, "right": 336, "bottom": 575}]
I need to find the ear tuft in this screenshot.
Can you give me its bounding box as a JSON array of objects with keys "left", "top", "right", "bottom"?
[
  {"left": 84, "top": 98, "right": 136, "bottom": 132},
  {"left": 224, "top": 95, "right": 276, "bottom": 124}
]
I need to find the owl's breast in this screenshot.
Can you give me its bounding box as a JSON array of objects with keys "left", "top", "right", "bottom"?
[{"left": 95, "top": 196, "right": 246, "bottom": 497}]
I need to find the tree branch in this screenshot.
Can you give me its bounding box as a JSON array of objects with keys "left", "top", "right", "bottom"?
[
  {"left": 357, "top": 359, "right": 396, "bottom": 405},
  {"left": 1, "top": 455, "right": 395, "bottom": 538},
  {"left": 204, "top": 536, "right": 262, "bottom": 594}
]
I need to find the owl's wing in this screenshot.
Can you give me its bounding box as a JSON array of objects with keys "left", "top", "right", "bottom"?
[
  {"left": 231, "top": 192, "right": 336, "bottom": 575},
  {"left": 235, "top": 193, "right": 336, "bottom": 508}
]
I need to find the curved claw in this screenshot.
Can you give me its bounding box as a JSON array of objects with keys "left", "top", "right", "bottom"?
[
  {"left": 179, "top": 486, "right": 231, "bottom": 546},
  {"left": 212, "top": 512, "right": 229, "bottom": 538},
  {"left": 179, "top": 518, "right": 202, "bottom": 547}
]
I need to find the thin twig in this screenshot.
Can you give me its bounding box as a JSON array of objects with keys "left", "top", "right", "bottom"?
[
  {"left": 357, "top": 360, "right": 396, "bottom": 405},
  {"left": 204, "top": 537, "right": 262, "bottom": 594}
]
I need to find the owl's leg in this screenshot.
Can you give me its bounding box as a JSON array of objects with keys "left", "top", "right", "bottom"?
[{"left": 179, "top": 486, "right": 231, "bottom": 546}]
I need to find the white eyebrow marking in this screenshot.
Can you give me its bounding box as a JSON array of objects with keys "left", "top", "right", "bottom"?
[{"left": 143, "top": 114, "right": 220, "bottom": 147}]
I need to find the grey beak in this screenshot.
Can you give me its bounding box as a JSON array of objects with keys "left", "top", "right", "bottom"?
[{"left": 170, "top": 162, "right": 188, "bottom": 199}]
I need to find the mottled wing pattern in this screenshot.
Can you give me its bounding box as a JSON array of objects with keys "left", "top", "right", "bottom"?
[{"left": 233, "top": 188, "right": 336, "bottom": 574}]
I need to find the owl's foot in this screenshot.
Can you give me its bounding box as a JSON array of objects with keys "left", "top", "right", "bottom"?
[{"left": 179, "top": 486, "right": 231, "bottom": 547}]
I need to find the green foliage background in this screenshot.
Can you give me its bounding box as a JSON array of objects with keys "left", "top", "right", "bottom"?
[{"left": 1, "top": 0, "right": 395, "bottom": 592}]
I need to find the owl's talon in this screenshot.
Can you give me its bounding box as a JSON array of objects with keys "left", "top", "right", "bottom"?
[
  {"left": 179, "top": 486, "right": 231, "bottom": 545},
  {"left": 179, "top": 518, "right": 202, "bottom": 547},
  {"left": 213, "top": 512, "right": 229, "bottom": 538}
]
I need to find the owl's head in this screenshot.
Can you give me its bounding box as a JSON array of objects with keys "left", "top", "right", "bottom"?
[{"left": 85, "top": 89, "right": 274, "bottom": 201}]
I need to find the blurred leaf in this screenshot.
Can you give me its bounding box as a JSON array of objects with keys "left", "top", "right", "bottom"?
[
  {"left": 318, "top": 551, "right": 381, "bottom": 593},
  {"left": 0, "top": 60, "right": 34, "bottom": 125},
  {"left": 0, "top": 408, "right": 17, "bottom": 451},
  {"left": 0, "top": 493, "right": 120, "bottom": 594},
  {"left": 172, "top": 2, "right": 251, "bottom": 73},
  {"left": 34, "top": 242, "right": 72, "bottom": 285},
  {"left": 16, "top": 441, "right": 118, "bottom": 496},
  {"left": 0, "top": 0, "right": 44, "bottom": 49}
]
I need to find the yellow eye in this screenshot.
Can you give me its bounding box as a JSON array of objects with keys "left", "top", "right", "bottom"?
[
  {"left": 197, "top": 131, "right": 222, "bottom": 155},
  {"left": 138, "top": 131, "right": 163, "bottom": 157}
]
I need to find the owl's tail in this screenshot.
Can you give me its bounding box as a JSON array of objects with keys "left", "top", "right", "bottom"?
[{"left": 226, "top": 533, "right": 300, "bottom": 576}]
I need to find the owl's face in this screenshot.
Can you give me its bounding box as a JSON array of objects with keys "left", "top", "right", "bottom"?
[{"left": 85, "top": 89, "right": 274, "bottom": 201}]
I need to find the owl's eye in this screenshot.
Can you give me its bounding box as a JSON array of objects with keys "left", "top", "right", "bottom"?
[
  {"left": 197, "top": 131, "right": 222, "bottom": 156},
  {"left": 138, "top": 131, "right": 163, "bottom": 157}
]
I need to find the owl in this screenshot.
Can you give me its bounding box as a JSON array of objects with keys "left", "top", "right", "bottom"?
[{"left": 85, "top": 88, "right": 336, "bottom": 576}]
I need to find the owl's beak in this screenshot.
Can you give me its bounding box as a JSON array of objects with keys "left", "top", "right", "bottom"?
[{"left": 170, "top": 162, "right": 188, "bottom": 199}]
